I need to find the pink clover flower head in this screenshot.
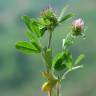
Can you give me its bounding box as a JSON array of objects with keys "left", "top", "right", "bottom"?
[{"left": 72, "top": 18, "right": 84, "bottom": 35}]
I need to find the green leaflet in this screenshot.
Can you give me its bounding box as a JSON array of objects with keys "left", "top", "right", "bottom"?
[
  {"left": 54, "top": 63, "right": 66, "bottom": 71},
  {"left": 58, "top": 5, "right": 69, "bottom": 22},
  {"left": 25, "top": 31, "right": 38, "bottom": 41},
  {"left": 75, "top": 54, "right": 85, "bottom": 65},
  {"left": 16, "top": 41, "right": 41, "bottom": 54},
  {"left": 31, "top": 40, "right": 41, "bottom": 52},
  {"left": 64, "top": 51, "right": 73, "bottom": 69},
  {"left": 22, "top": 16, "right": 32, "bottom": 32},
  {"left": 25, "top": 31, "right": 41, "bottom": 52},
  {"left": 59, "top": 13, "right": 74, "bottom": 23},
  {"left": 30, "top": 19, "right": 41, "bottom": 37}
]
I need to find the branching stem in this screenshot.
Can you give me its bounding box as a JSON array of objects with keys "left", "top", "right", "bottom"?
[{"left": 62, "top": 65, "right": 83, "bottom": 79}]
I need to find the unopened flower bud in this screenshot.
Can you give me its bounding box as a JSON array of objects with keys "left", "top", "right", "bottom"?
[{"left": 72, "top": 18, "right": 84, "bottom": 36}]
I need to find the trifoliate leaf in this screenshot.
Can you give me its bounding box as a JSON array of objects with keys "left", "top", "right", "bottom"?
[
  {"left": 23, "top": 16, "right": 44, "bottom": 38},
  {"left": 16, "top": 41, "right": 41, "bottom": 54},
  {"left": 52, "top": 50, "right": 73, "bottom": 71}
]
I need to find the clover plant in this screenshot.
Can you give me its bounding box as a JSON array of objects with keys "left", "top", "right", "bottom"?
[{"left": 16, "top": 6, "right": 86, "bottom": 96}]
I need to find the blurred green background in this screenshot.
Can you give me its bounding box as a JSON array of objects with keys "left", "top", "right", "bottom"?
[{"left": 0, "top": 0, "right": 96, "bottom": 96}]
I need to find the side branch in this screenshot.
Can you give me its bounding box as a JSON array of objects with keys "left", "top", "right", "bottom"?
[{"left": 62, "top": 65, "right": 83, "bottom": 79}]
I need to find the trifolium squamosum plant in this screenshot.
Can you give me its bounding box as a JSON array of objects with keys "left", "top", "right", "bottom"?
[{"left": 16, "top": 5, "right": 87, "bottom": 96}]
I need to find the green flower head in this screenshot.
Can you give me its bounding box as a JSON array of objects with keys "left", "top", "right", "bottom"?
[{"left": 40, "top": 6, "right": 58, "bottom": 31}]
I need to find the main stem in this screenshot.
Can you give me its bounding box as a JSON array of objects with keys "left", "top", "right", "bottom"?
[
  {"left": 48, "top": 31, "right": 53, "bottom": 96},
  {"left": 56, "top": 82, "right": 60, "bottom": 96},
  {"left": 48, "top": 31, "right": 52, "bottom": 48},
  {"left": 47, "top": 30, "right": 61, "bottom": 96},
  {"left": 48, "top": 90, "right": 52, "bottom": 96}
]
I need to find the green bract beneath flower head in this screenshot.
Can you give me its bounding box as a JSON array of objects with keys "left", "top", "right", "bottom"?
[
  {"left": 39, "top": 6, "right": 58, "bottom": 31},
  {"left": 72, "top": 18, "right": 84, "bottom": 36}
]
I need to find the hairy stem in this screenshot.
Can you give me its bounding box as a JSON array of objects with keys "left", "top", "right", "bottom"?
[
  {"left": 62, "top": 33, "right": 75, "bottom": 50},
  {"left": 48, "top": 31, "right": 52, "bottom": 48}
]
